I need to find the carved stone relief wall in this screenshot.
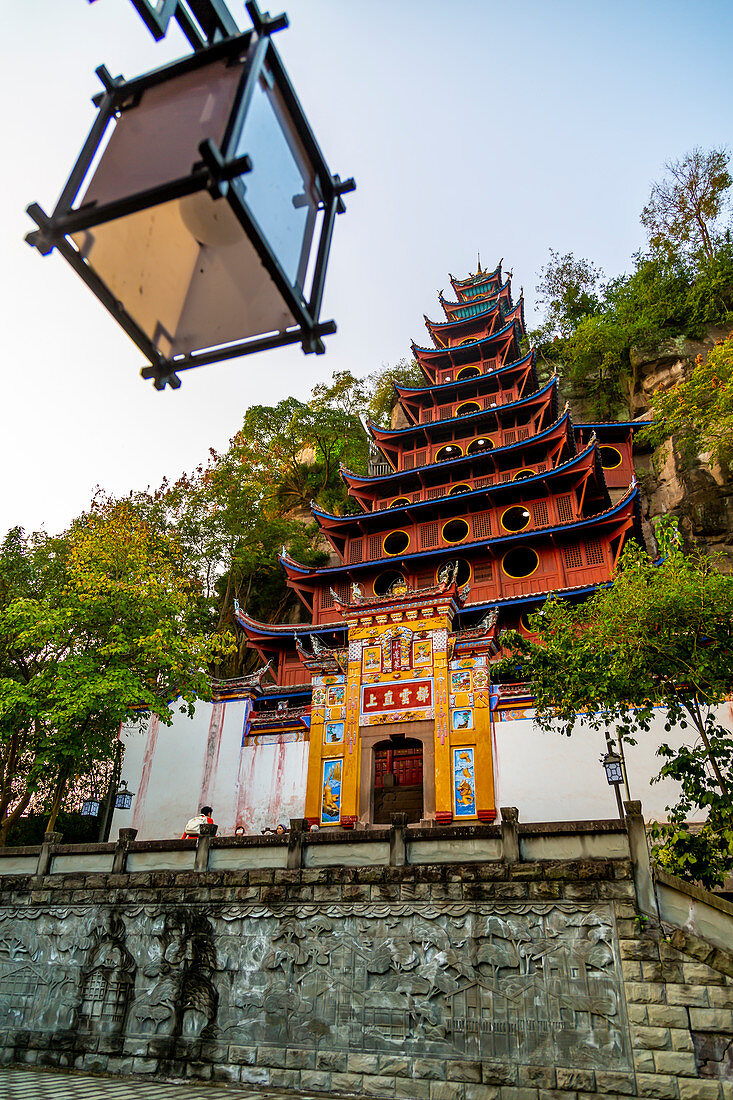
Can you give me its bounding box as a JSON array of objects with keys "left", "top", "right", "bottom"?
[{"left": 0, "top": 860, "right": 731, "bottom": 1098}]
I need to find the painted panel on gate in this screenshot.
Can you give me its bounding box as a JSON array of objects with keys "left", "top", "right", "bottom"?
[
  {"left": 362, "top": 645, "right": 382, "bottom": 673},
  {"left": 412, "top": 638, "right": 433, "bottom": 667},
  {"left": 323, "top": 721, "right": 344, "bottom": 746},
  {"left": 451, "top": 708, "right": 473, "bottom": 731},
  {"left": 321, "top": 758, "right": 342, "bottom": 824},
  {"left": 450, "top": 669, "right": 472, "bottom": 693},
  {"left": 453, "top": 747, "right": 476, "bottom": 817},
  {"left": 361, "top": 679, "right": 433, "bottom": 718}
]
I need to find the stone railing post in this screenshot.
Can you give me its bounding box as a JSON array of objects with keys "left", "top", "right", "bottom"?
[
  {"left": 36, "top": 831, "right": 62, "bottom": 877},
  {"left": 624, "top": 800, "right": 656, "bottom": 916},
  {"left": 288, "top": 818, "right": 307, "bottom": 870},
  {"left": 500, "top": 807, "right": 520, "bottom": 864},
  {"left": 389, "top": 812, "right": 408, "bottom": 867},
  {"left": 195, "top": 823, "right": 217, "bottom": 872},
  {"left": 112, "top": 827, "right": 138, "bottom": 874}
]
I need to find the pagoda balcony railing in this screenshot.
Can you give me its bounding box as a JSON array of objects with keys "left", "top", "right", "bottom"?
[
  {"left": 419, "top": 389, "right": 515, "bottom": 424},
  {"left": 395, "top": 425, "right": 537, "bottom": 471},
  {"left": 373, "top": 461, "right": 555, "bottom": 510}
]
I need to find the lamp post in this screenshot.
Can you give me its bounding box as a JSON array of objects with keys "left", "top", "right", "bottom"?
[
  {"left": 601, "top": 743, "right": 625, "bottom": 821},
  {"left": 26, "top": 0, "right": 354, "bottom": 390}
]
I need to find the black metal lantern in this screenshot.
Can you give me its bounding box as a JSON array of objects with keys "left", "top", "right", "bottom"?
[
  {"left": 601, "top": 749, "right": 623, "bottom": 786},
  {"left": 81, "top": 798, "right": 101, "bottom": 817},
  {"left": 26, "top": 1, "right": 354, "bottom": 390},
  {"left": 115, "top": 780, "right": 136, "bottom": 810}
]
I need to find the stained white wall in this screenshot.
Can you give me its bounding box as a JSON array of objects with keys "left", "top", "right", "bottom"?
[
  {"left": 493, "top": 702, "right": 733, "bottom": 824},
  {"left": 111, "top": 700, "right": 308, "bottom": 840},
  {"left": 114, "top": 698, "right": 733, "bottom": 839}
]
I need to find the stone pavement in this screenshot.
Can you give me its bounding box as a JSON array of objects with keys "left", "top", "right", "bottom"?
[{"left": 0, "top": 1067, "right": 357, "bottom": 1100}]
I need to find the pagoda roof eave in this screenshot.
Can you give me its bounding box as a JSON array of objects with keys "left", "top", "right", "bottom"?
[
  {"left": 316, "top": 437, "right": 606, "bottom": 528},
  {"left": 235, "top": 606, "right": 346, "bottom": 640},
  {"left": 412, "top": 317, "right": 518, "bottom": 358},
  {"left": 439, "top": 278, "right": 511, "bottom": 312},
  {"left": 369, "top": 374, "right": 556, "bottom": 442},
  {"left": 575, "top": 421, "right": 652, "bottom": 431},
  {"left": 425, "top": 297, "right": 501, "bottom": 333},
  {"left": 341, "top": 408, "right": 573, "bottom": 487},
  {"left": 394, "top": 348, "right": 535, "bottom": 397},
  {"left": 450, "top": 262, "right": 502, "bottom": 293},
  {"left": 282, "top": 484, "right": 640, "bottom": 579}
]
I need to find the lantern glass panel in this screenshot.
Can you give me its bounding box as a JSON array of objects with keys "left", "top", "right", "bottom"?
[
  {"left": 232, "top": 69, "right": 320, "bottom": 292},
  {"left": 604, "top": 759, "right": 623, "bottom": 785},
  {"left": 81, "top": 799, "right": 100, "bottom": 817},
  {"left": 115, "top": 792, "right": 133, "bottom": 809},
  {"left": 69, "top": 57, "right": 300, "bottom": 358}
]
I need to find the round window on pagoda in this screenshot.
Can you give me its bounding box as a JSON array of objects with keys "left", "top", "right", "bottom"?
[
  {"left": 383, "top": 530, "right": 410, "bottom": 556},
  {"left": 449, "top": 483, "right": 471, "bottom": 496},
  {"left": 513, "top": 469, "right": 535, "bottom": 481},
  {"left": 373, "top": 569, "right": 405, "bottom": 596},
  {"left": 442, "top": 519, "right": 470, "bottom": 545},
  {"left": 467, "top": 437, "right": 494, "bottom": 455},
  {"left": 457, "top": 366, "right": 481, "bottom": 381},
  {"left": 457, "top": 337, "right": 476, "bottom": 346},
  {"left": 389, "top": 497, "right": 410, "bottom": 508},
  {"left": 521, "top": 610, "right": 540, "bottom": 633},
  {"left": 457, "top": 402, "right": 481, "bottom": 417},
  {"left": 600, "top": 446, "right": 623, "bottom": 470},
  {"left": 502, "top": 547, "right": 540, "bottom": 579},
  {"left": 501, "top": 506, "right": 531, "bottom": 533},
  {"left": 435, "top": 444, "right": 462, "bottom": 463},
  {"left": 437, "top": 558, "right": 471, "bottom": 586}
]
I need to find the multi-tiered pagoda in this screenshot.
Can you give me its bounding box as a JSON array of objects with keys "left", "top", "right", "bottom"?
[{"left": 237, "top": 261, "right": 643, "bottom": 829}]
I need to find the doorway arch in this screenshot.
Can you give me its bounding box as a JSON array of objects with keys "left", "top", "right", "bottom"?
[{"left": 358, "top": 722, "right": 435, "bottom": 825}]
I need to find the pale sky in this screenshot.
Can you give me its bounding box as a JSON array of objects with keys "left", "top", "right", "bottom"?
[{"left": 2, "top": 0, "right": 731, "bottom": 536}]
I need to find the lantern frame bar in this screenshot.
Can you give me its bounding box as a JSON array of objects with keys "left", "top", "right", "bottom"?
[{"left": 26, "top": 18, "right": 355, "bottom": 389}]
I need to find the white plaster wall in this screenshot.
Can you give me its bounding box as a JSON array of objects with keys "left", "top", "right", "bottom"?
[
  {"left": 493, "top": 702, "right": 733, "bottom": 824},
  {"left": 112, "top": 701, "right": 308, "bottom": 841}
]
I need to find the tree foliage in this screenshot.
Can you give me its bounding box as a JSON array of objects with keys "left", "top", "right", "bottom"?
[
  {"left": 0, "top": 498, "right": 233, "bottom": 841},
  {"left": 499, "top": 519, "right": 733, "bottom": 889},
  {"left": 533, "top": 148, "right": 733, "bottom": 418},
  {"left": 641, "top": 147, "right": 731, "bottom": 261},
  {"left": 640, "top": 333, "right": 733, "bottom": 465}
]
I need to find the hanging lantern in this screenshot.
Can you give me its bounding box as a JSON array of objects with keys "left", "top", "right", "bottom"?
[
  {"left": 601, "top": 748, "right": 623, "bottom": 786},
  {"left": 115, "top": 780, "right": 136, "bottom": 810},
  {"left": 26, "top": 1, "right": 354, "bottom": 390},
  {"left": 81, "top": 798, "right": 101, "bottom": 817}
]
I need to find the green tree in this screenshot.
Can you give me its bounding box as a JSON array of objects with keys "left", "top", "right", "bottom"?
[
  {"left": 0, "top": 499, "right": 232, "bottom": 843},
  {"left": 499, "top": 519, "right": 733, "bottom": 889},
  {"left": 641, "top": 333, "right": 733, "bottom": 465},
  {"left": 641, "top": 147, "right": 731, "bottom": 261},
  {"left": 366, "top": 358, "right": 424, "bottom": 426},
  {"left": 535, "top": 250, "right": 604, "bottom": 338}
]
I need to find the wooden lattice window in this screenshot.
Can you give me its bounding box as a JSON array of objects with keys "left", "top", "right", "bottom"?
[
  {"left": 517, "top": 428, "right": 530, "bottom": 440},
  {"left": 427, "top": 487, "right": 443, "bottom": 499},
  {"left": 537, "top": 464, "right": 546, "bottom": 473},
  {"left": 532, "top": 501, "right": 549, "bottom": 527},
  {"left": 501, "top": 473, "right": 512, "bottom": 483},
  {"left": 403, "top": 453, "right": 414, "bottom": 470},
  {"left": 421, "top": 522, "right": 440, "bottom": 548},
  {"left": 503, "top": 430, "right": 516, "bottom": 445},
  {"left": 321, "top": 588, "right": 335, "bottom": 609},
  {"left": 414, "top": 568, "right": 434, "bottom": 588},
  {"left": 439, "top": 405, "right": 452, "bottom": 420},
  {"left": 585, "top": 539, "right": 605, "bottom": 566},
  {"left": 476, "top": 476, "right": 493, "bottom": 488},
  {"left": 422, "top": 410, "right": 433, "bottom": 423},
  {"left": 412, "top": 492, "right": 421, "bottom": 502},
  {"left": 556, "top": 495, "right": 573, "bottom": 523},
  {"left": 563, "top": 543, "right": 583, "bottom": 570},
  {"left": 472, "top": 512, "right": 492, "bottom": 539},
  {"left": 415, "top": 451, "right": 426, "bottom": 467},
  {"left": 474, "top": 562, "right": 493, "bottom": 582},
  {"left": 483, "top": 396, "right": 497, "bottom": 409},
  {"left": 348, "top": 538, "right": 362, "bottom": 564},
  {"left": 368, "top": 534, "right": 383, "bottom": 559}
]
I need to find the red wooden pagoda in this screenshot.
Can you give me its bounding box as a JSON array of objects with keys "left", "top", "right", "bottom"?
[
  {"left": 238, "top": 260, "right": 641, "bottom": 681},
  {"left": 236, "top": 261, "right": 644, "bottom": 826}
]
